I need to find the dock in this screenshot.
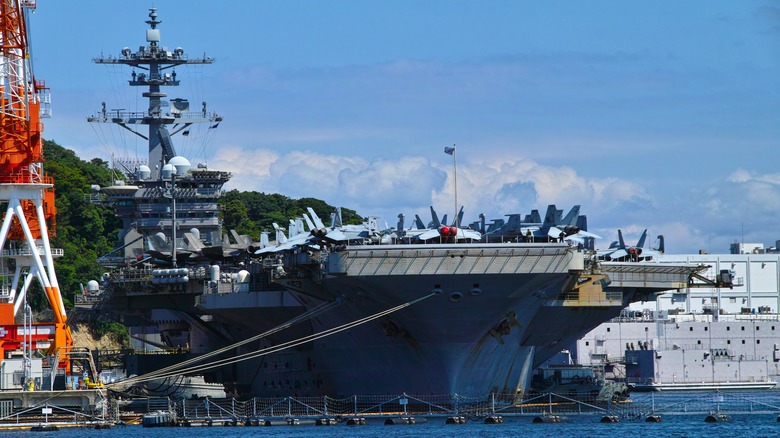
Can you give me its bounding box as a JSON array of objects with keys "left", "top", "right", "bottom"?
[
  {"left": 117, "top": 390, "right": 780, "bottom": 427},
  {"left": 0, "top": 388, "right": 113, "bottom": 430}
]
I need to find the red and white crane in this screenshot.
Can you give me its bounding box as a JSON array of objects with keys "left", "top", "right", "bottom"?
[{"left": 0, "top": 0, "right": 73, "bottom": 384}]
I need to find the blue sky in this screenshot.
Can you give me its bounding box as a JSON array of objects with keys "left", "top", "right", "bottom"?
[{"left": 28, "top": 1, "right": 780, "bottom": 253}]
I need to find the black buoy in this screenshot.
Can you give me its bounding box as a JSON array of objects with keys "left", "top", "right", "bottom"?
[
  {"left": 446, "top": 416, "right": 466, "bottom": 424},
  {"left": 484, "top": 415, "right": 503, "bottom": 424},
  {"left": 385, "top": 417, "right": 417, "bottom": 425},
  {"left": 704, "top": 413, "right": 732, "bottom": 423},
  {"left": 533, "top": 413, "right": 566, "bottom": 423},
  {"left": 600, "top": 415, "right": 619, "bottom": 423},
  {"left": 645, "top": 415, "right": 663, "bottom": 423},
  {"left": 30, "top": 425, "right": 59, "bottom": 432},
  {"left": 94, "top": 423, "right": 111, "bottom": 430},
  {"left": 316, "top": 418, "right": 337, "bottom": 426},
  {"left": 346, "top": 417, "right": 366, "bottom": 426}
]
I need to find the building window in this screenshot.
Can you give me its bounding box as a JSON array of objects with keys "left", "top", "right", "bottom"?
[
  {"left": 607, "top": 327, "right": 611, "bottom": 332},
  {"left": 757, "top": 326, "right": 760, "bottom": 331},
  {"left": 585, "top": 341, "right": 589, "bottom": 346},
  {"left": 727, "top": 327, "right": 731, "bottom": 331},
  {"left": 697, "top": 340, "right": 701, "bottom": 345},
  {"left": 742, "top": 340, "right": 746, "bottom": 344},
  {"left": 742, "top": 326, "right": 745, "bottom": 331},
  {"left": 689, "top": 327, "right": 693, "bottom": 331},
  {"left": 705, "top": 327, "right": 708, "bottom": 331},
  {"left": 727, "top": 340, "right": 731, "bottom": 344},
  {"left": 757, "top": 340, "right": 761, "bottom": 344}
]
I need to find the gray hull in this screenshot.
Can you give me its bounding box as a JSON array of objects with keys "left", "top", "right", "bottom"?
[{"left": 199, "top": 243, "right": 581, "bottom": 397}]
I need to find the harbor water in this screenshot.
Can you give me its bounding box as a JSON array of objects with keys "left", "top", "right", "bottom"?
[{"left": 1, "top": 414, "right": 778, "bottom": 437}]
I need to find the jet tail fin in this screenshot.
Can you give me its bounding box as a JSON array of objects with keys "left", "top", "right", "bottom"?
[
  {"left": 561, "top": 205, "right": 581, "bottom": 226},
  {"left": 333, "top": 207, "right": 343, "bottom": 228},
  {"left": 636, "top": 229, "right": 648, "bottom": 248},
  {"left": 307, "top": 207, "right": 326, "bottom": 229},
  {"left": 302, "top": 213, "right": 316, "bottom": 232},
  {"left": 272, "top": 223, "right": 287, "bottom": 243},
  {"left": 656, "top": 235, "right": 665, "bottom": 253},
  {"left": 430, "top": 206, "right": 441, "bottom": 228},
  {"left": 543, "top": 205, "right": 557, "bottom": 227}
]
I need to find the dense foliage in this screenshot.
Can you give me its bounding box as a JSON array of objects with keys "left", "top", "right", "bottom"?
[
  {"left": 221, "top": 191, "right": 363, "bottom": 238},
  {"left": 44, "top": 140, "right": 119, "bottom": 311}
]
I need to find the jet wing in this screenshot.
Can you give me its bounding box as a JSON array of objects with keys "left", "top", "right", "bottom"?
[
  {"left": 455, "top": 228, "right": 482, "bottom": 240},
  {"left": 608, "top": 249, "right": 628, "bottom": 260},
  {"left": 320, "top": 229, "right": 348, "bottom": 243},
  {"left": 417, "top": 229, "right": 442, "bottom": 241}
]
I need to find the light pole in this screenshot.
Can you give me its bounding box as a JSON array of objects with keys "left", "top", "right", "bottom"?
[{"left": 164, "top": 174, "right": 178, "bottom": 267}]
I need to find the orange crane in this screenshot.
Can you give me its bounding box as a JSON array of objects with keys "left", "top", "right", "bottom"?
[{"left": 0, "top": 0, "right": 73, "bottom": 380}]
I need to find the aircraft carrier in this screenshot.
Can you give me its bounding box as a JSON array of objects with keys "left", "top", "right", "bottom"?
[{"left": 77, "top": 9, "right": 713, "bottom": 398}]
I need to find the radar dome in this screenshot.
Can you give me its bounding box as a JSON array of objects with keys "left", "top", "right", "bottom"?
[
  {"left": 168, "top": 156, "right": 191, "bottom": 176},
  {"left": 138, "top": 165, "right": 151, "bottom": 180},
  {"left": 161, "top": 163, "right": 175, "bottom": 179},
  {"left": 87, "top": 280, "right": 100, "bottom": 292}
]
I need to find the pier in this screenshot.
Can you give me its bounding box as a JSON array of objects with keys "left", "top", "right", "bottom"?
[{"left": 119, "top": 390, "right": 780, "bottom": 427}]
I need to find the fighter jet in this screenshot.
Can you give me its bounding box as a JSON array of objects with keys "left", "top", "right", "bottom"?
[
  {"left": 598, "top": 229, "right": 661, "bottom": 261},
  {"left": 253, "top": 219, "right": 319, "bottom": 255},
  {"left": 307, "top": 207, "right": 393, "bottom": 244},
  {"left": 404, "top": 206, "right": 481, "bottom": 242},
  {"left": 485, "top": 205, "right": 599, "bottom": 243}
]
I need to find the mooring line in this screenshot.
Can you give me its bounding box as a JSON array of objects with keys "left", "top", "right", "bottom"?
[
  {"left": 112, "top": 292, "right": 436, "bottom": 387},
  {"left": 108, "top": 299, "right": 339, "bottom": 387}
]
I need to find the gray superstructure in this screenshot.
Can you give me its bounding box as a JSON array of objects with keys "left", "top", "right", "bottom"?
[{"left": 78, "top": 8, "right": 710, "bottom": 399}]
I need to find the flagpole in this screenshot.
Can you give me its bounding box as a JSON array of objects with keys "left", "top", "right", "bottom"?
[{"left": 452, "top": 144, "right": 458, "bottom": 229}]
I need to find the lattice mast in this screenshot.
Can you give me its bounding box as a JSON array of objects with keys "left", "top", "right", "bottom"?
[
  {"left": 89, "top": 7, "right": 219, "bottom": 180},
  {"left": 0, "top": 0, "right": 72, "bottom": 366}
]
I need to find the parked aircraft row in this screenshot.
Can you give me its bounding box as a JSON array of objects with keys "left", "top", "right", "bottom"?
[{"left": 131, "top": 204, "right": 664, "bottom": 263}]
